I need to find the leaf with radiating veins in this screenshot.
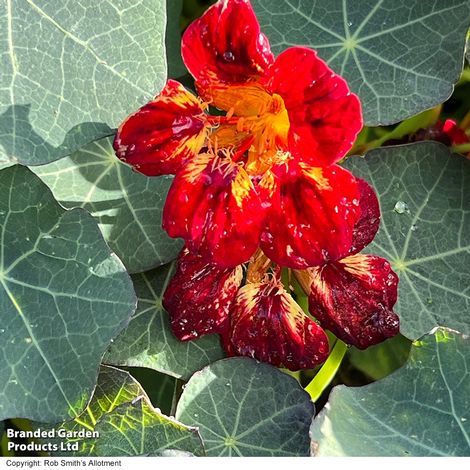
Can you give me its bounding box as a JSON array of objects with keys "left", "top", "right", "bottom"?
[
  {"left": 32, "top": 137, "right": 183, "bottom": 273},
  {"left": 104, "top": 262, "right": 225, "bottom": 380},
  {"left": 310, "top": 328, "right": 470, "bottom": 456},
  {"left": 343, "top": 142, "right": 470, "bottom": 339},
  {"left": 0, "top": 0, "right": 167, "bottom": 165},
  {"left": 252, "top": 0, "right": 470, "bottom": 126},
  {"left": 0, "top": 165, "right": 136, "bottom": 422},
  {"left": 176, "top": 357, "right": 314, "bottom": 456},
  {"left": 89, "top": 397, "right": 204, "bottom": 457},
  {"left": 43, "top": 366, "right": 204, "bottom": 457}
]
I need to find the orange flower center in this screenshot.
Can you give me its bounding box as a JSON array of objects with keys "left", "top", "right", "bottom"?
[{"left": 206, "top": 83, "right": 291, "bottom": 175}]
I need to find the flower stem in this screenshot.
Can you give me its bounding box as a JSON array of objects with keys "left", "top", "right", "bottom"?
[
  {"left": 451, "top": 142, "right": 470, "bottom": 154},
  {"left": 304, "top": 339, "right": 348, "bottom": 402},
  {"left": 295, "top": 293, "right": 309, "bottom": 313}
]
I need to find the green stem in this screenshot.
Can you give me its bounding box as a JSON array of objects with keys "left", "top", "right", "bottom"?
[
  {"left": 296, "top": 294, "right": 309, "bottom": 313},
  {"left": 304, "top": 339, "right": 348, "bottom": 402},
  {"left": 280, "top": 268, "right": 291, "bottom": 290},
  {"left": 451, "top": 143, "right": 470, "bottom": 154}
]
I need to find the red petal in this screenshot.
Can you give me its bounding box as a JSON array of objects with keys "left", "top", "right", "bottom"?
[
  {"left": 113, "top": 80, "right": 207, "bottom": 176},
  {"left": 307, "top": 254, "right": 399, "bottom": 349},
  {"left": 263, "top": 47, "right": 362, "bottom": 166},
  {"left": 163, "top": 248, "right": 243, "bottom": 341},
  {"left": 442, "top": 119, "right": 469, "bottom": 145},
  {"left": 226, "top": 278, "right": 329, "bottom": 370},
  {"left": 163, "top": 152, "right": 264, "bottom": 268},
  {"left": 181, "top": 0, "right": 274, "bottom": 89},
  {"left": 260, "top": 162, "right": 361, "bottom": 269},
  {"left": 349, "top": 177, "right": 380, "bottom": 255}
]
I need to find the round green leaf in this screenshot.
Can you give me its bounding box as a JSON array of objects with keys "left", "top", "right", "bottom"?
[
  {"left": 343, "top": 142, "right": 470, "bottom": 339},
  {"left": 175, "top": 357, "right": 314, "bottom": 456},
  {"left": 47, "top": 365, "right": 204, "bottom": 456},
  {"left": 90, "top": 398, "right": 204, "bottom": 457},
  {"left": 32, "top": 137, "right": 182, "bottom": 273},
  {"left": 311, "top": 328, "right": 470, "bottom": 456},
  {"left": 52, "top": 365, "right": 148, "bottom": 439},
  {"left": 0, "top": 0, "right": 167, "bottom": 165},
  {"left": 104, "top": 262, "right": 225, "bottom": 380},
  {"left": 252, "top": 0, "right": 470, "bottom": 126},
  {"left": 0, "top": 165, "right": 136, "bottom": 422}
]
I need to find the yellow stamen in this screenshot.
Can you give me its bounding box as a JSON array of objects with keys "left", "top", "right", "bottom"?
[
  {"left": 206, "top": 83, "right": 291, "bottom": 175},
  {"left": 246, "top": 249, "right": 272, "bottom": 283}
]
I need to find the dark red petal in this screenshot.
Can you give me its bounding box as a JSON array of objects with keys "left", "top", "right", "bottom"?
[
  {"left": 113, "top": 80, "right": 207, "bottom": 176},
  {"left": 163, "top": 248, "right": 243, "bottom": 341},
  {"left": 163, "top": 153, "right": 264, "bottom": 268},
  {"left": 307, "top": 254, "right": 399, "bottom": 349},
  {"left": 227, "top": 279, "right": 329, "bottom": 370},
  {"left": 181, "top": 0, "right": 274, "bottom": 89},
  {"left": 260, "top": 162, "right": 361, "bottom": 269},
  {"left": 263, "top": 47, "right": 362, "bottom": 166},
  {"left": 349, "top": 177, "right": 380, "bottom": 255}
]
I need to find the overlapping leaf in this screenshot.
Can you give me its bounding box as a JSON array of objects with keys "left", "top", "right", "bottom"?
[
  {"left": 130, "top": 368, "right": 177, "bottom": 416},
  {"left": 176, "top": 358, "right": 314, "bottom": 456},
  {"left": 343, "top": 142, "right": 470, "bottom": 339},
  {"left": 32, "top": 137, "right": 182, "bottom": 273},
  {"left": 47, "top": 366, "right": 204, "bottom": 456},
  {"left": 166, "top": 0, "right": 186, "bottom": 78},
  {"left": 0, "top": 0, "right": 167, "bottom": 165},
  {"left": 89, "top": 398, "right": 204, "bottom": 456},
  {"left": 311, "top": 328, "right": 470, "bottom": 456},
  {"left": 104, "top": 263, "right": 225, "bottom": 380},
  {"left": 253, "top": 0, "right": 470, "bottom": 125},
  {"left": 0, "top": 165, "right": 136, "bottom": 422}
]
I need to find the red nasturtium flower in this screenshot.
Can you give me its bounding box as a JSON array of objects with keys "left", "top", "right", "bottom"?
[
  {"left": 162, "top": 177, "right": 399, "bottom": 369},
  {"left": 114, "top": 0, "right": 362, "bottom": 269},
  {"left": 114, "top": 0, "right": 400, "bottom": 370}
]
